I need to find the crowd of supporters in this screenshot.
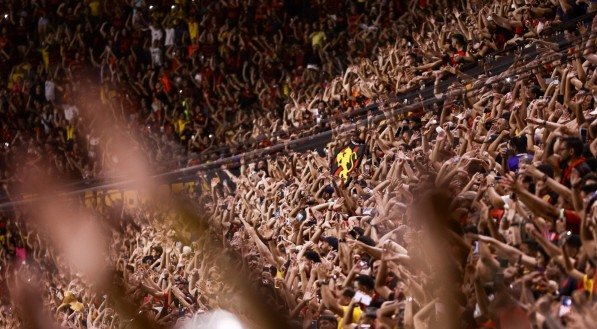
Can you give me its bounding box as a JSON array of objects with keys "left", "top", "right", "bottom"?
[
  {"left": 0, "top": 0, "right": 588, "bottom": 189},
  {"left": 0, "top": 0, "right": 426, "bottom": 189},
  {"left": 1, "top": 0, "right": 597, "bottom": 328}
]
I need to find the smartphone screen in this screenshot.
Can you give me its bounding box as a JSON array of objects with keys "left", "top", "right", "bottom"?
[
  {"left": 558, "top": 297, "right": 572, "bottom": 317},
  {"left": 353, "top": 291, "right": 372, "bottom": 306}
]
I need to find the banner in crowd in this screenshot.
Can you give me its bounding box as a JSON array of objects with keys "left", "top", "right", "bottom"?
[
  {"left": 330, "top": 143, "right": 365, "bottom": 183},
  {"left": 82, "top": 182, "right": 196, "bottom": 208}
]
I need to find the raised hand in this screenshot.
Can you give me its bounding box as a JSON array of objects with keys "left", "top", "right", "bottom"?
[{"left": 501, "top": 173, "right": 523, "bottom": 192}]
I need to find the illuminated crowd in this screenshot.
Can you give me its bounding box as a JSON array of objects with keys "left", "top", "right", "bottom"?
[{"left": 0, "top": 0, "right": 597, "bottom": 328}]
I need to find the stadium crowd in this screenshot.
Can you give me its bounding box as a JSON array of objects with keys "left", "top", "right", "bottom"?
[{"left": 1, "top": 0, "right": 597, "bottom": 328}]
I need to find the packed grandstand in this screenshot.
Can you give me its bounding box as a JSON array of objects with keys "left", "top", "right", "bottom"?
[{"left": 0, "top": 0, "right": 597, "bottom": 328}]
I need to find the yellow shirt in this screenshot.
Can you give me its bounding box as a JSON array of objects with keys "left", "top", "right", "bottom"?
[
  {"left": 338, "top": 305, "right": 362, "bottom": 329},
  {"left": 188, "top": 22, "right": 199, "bottom": 41},
  {"left": 175, "top": 119, "right": 188, "bottom": 137},
  {"left": 310, "top": 31, "right": 326, "bottom": 47},
  {"left": 583, "top": 274, "right": 594, "bottom": 299},
  {"left": 40, "top": 47, "right": 49, "bottom": 69},
  {"left": 66, "top": 125, "right": 75, "bottom": 141},
  {"left": 282, "top": 83, "right": 290, "bottom": 97},
  {"left": 88, "top": 1, "right": 101, "bottom": 16}
]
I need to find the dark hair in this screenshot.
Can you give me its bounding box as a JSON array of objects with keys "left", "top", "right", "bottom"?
[
  {"left": 357, "top": 235, "right": 376, "bottom": 247},
  {"left": 318, "top": 314, "right": 338, "bottom": 324},
  {"left": 574, "top": 163, "right": 592, "bottom": 178},
  {"left": 537, "top": 163, "right": 554, "bottom": 178},
  {"left": 565, "top": 234, "right": 582, "bottom": 249},
  {"left": 586, "top": 157, "right": 597, "bottom": 172},
  {"left": 409, "top": 116, "right": 422, "bottom": 124},
  {"left": 463, "top": 225, "right": 478, "bottom": 234},
  {"left": 522, "top": 239, "right": 539, "bottom": 252},
  {"left": 529, "top": 84, "right": 542, "bottom": 97},
  {"left": 355, "top": 275, "right": 375, "bottom": 290},
  {"left": 342, "top": 288, "right": 356, "bottom": 298},
  {"left": 581, "top": 173, "right": 597, "bottom": 193},
  {"left": 153, "top": 246, "right": 163, "bottom": 256},
  {"left": 364, "top": 306, "right": 378, "bottom": 319},
  {"left": 323, "top": 236, "right": 339, "bottom": 251},
  {"left": 509, "top": 135, "right": 527, "bottom": 153},
  {"left": 304, "top": 250, "right": 321, "bottom": 263},
  {"left": 142, "top": 255, "right": 154, "bottom": 265},
  {"left": 349, "top": 227, "right": 365, "bottom": 239},
  {"left": 500, "top": 111, "right": 511, "bottom": 121},
  {"left": 263, "top": 265, "right": 277, "bottom": 277},
  {"left": 451, "top": 33, "right": 466, "bottom": 46},
  {"left": 562, "top": 137, "right": 584, "bottom": 157}
]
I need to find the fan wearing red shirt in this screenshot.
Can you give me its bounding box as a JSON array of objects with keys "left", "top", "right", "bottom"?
[{"left": 556, "top": 137, "right": 586, "bottom": 187}]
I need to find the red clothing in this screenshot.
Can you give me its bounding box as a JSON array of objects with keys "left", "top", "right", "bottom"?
[
  {"left": 561, "top": 157, "right": 586, "bottom": 186},
  {"left": 347, "top": 14, "right": 361, "bottom": 33},
  {"left": 479, "top": 320, "right": 497, "bottom": 328},
  {"left": 490, "top": 208, "right": 504, "bottom": 221},
  {"left": 171, "top": 57, "right": 182, "bottom": 72},
  {"left": 188, "top": 44, "right": 199, "bottom": 57},
  {"left": 161, "top": 74, "right": 172, "bottom": 93},
  {"left": 562, "top": 209, "right": 581, "bottom": 235},
  {"left": 450, "top": 49, "right": 467, "bottom": 65}
]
